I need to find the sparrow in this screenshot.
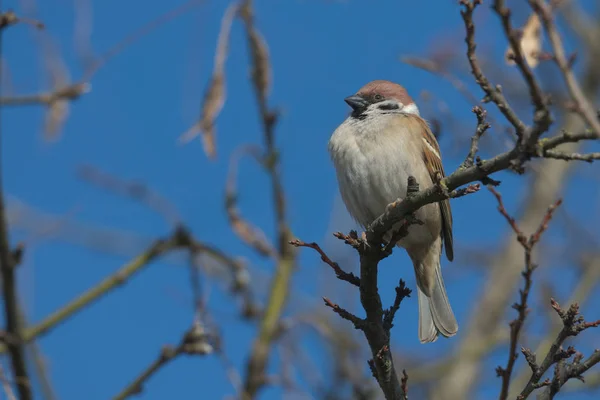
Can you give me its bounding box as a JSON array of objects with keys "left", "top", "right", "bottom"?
[{"left": 328, "top": 80, "right": 458, "bottom": 343}]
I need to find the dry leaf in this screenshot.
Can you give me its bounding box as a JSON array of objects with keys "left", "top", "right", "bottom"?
[
  {"left": 239, "top": 2, "right": 271, "bottom": 99},
  {"left": 178, "top": 3, "right": 238, "bottom": 159},
  {"left": 247, "top": 29, "right": 271, "bottom": 98},
  {"left": 44, "top": 99, "right": 69, "bottom": 140},
  {"left": 179, "top": 73, "right": 226, "bottom": 158},
  {"left": 505, "top": 13, "right": 542, "bottom": 68}
]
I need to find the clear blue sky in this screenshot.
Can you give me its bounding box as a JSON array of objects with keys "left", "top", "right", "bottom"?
[{"left": 2, "top": 0, "right": 599, "bottom": 399}]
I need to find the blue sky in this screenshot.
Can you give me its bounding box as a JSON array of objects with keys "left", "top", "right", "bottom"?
[{"left": 2, "top": 0, "right": 599, "bottom": 399}]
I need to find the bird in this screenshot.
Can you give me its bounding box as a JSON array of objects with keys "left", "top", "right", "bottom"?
[{"left": 327, "top": 79, "right": 458, "bottom": 343}]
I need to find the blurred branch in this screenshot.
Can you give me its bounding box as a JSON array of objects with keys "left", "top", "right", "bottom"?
[
  {"left": 0, "top": 362, "right": 16, "bottom": 400},
  {"left": 178, "top": 3, "right": 238, "bottom": 157},
  {"left": 0, "top": 226, "right": 241, "bottom": 353},
  {"left": 0, "top": 229, "right": 179, "bottom": 354},
  {"left": 0, "top": 82, "right": 89, "bottom": 106},
  {"left": 77, "top": 164, "right": 181, "bottom": 226},
  {"left": 225, "top": 145, "right": 277, "bottom": 258},
  {"left": 27, "top": 339, "right": 57, "bottom": 400},
  {"left": 238, "top": 1, "right": 297, "bottom": 398},
  {"left": 0, "top": 10, "right": 43, "bottom": 30},
  {"left": 113, "top": 320, "right": 215, "bottom": 400},
  {"left": 0, "top": 16, "right": 32, "bottom": 400},
  {"left": 1, "top": 1, "right": 205, "bottom": 141}
]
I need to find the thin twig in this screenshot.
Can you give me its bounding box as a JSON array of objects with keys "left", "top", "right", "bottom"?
[
  {"left": 113, "top": 345, "right": 184, "bottom": 400},
  {"left": 518, "top": 300, "right": 600, "bottom": 399},
  {"left": 289, "top": 239, "right": 360, "bottom": 286},
  {"left": 113, "top": 320, "right": 216, "bottom": 400},
  {"left": 77, "top": 164, "right": 181, "bottom": 225},
  {"left": 492, "top": 0, "right": 550, "bottom": 128},
  {"left": 382, "top": 280, "right": 412, "bottom": 334},
  {"left": 459, "top": 0, "right": 528, "bottom": 135},
  {"left": 462, "top": 106, "right": 491, "bottom": 168},
  {"left": 488, "top": 187, "right": 562, "bottom": 400},
  {"left": 542, "top": 150, "right": 600, "bottom": 163}
]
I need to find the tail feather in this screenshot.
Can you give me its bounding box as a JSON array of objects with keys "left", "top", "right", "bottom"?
[
  {"left": 413, "top": 244, "right": 458, "bottom": 343},
  {"left": 418, "top": 289, "right": 438, "bottom": 343},
  {"left": 429, "top": 263, "right": 458, "bottom": 337}
]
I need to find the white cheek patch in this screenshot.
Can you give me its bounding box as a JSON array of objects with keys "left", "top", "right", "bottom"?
[
  {"left": 422, "top": 137, "right": 441, "bottom": 160},
  {"left": 402, "top": 103, "right": 420, "bottom": 116}
]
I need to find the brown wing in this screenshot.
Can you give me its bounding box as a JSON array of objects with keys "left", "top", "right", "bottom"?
[{"left": 416, "top": 117, "right": 454, "bottom": 262}]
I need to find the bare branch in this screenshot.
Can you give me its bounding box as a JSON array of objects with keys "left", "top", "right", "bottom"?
[
  {"left": 113, "top": 320, "right": 216, "bottom": 400},
  {"left": 459, "top": 1, "right": 528, "bottom": 135},
  {"left": 542, "top": 150, "right": 600, "bottom": 163},
  {"left": 0, "top": 10, "right": 44, "bottom": 31},
  {"left": 518, "top": 299, "right": 600, "bottom": 399},
  {"left": 239, "top": 1, "right": 298, "bottom": 397},
  {"left": 289, "top": 239, "right": 360, "bottom": 286},
  {"left": 462, "top": 105, "right": 491, "bottom": 169},
  {"left": 322, "top": 297, "right": 365, "bottom": 329},
  {"left": 530, "top": 0, "right": 600, "bottom": 137},
  {"left": 488, "top": 188, "right": 562, "bottom": 400},
  {"left": 382, "top": 280, "right": 412, "bottom": 334}
]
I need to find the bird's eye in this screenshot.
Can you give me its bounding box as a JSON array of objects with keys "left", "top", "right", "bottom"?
[{"left": 374, "top": 94, "right": 384, "bottom": 101}]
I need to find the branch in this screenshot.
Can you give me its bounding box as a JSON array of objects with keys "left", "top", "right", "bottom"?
[
  {"left": 289, "top": 239, "right": 360, "bottom": 286},
  {"left": 77, "top": 164, "right": 181, "bottom": 225},
  {"left": 0, "top": 17, "right": 32, "bottom": 400},
  {"left": 540, "top": 129, "right": 599, "bottom": 149},
  {"left": 361, "top": 4, "right": 598, "bottom": 252},
  {"left": 0, "top": 10, "right": 44, "bottom": 31},
  {"left": 382, "top": 280, "right": 412, "bottom": 334},
  {"left": 530, "top": 0, "right": 600, "bottom": 137},
  {"left": 0, "top": 363, "right": 16, "bottom": 400},
  {"left": 322, "top": 297, "right": 365, "bottom": 329},
  {"left": 488, "top": 188, "right": 562, "bottom": 400},
  {"left": 0, "top": 83, "right": 89, "bottom": 107},
  {"left": 461, "top": 105, "right": 491, "bottom": 169},
  {"left": 239, "top": 1, "right": 298, "bottom": 397},
  {"left": 0, "top": 236, "right": 174, "bottom": 357},
  {"left": 114, "top": 346, "right": 184, "bottom": 400},
  {"left": 492, "top": 0, "right": 549, "bottom": 125},
  {"left": 518, "top": 300, "right": 600, "bottom": 399},
  {"left": 113, "top": 320, "right": 215, "bottom": 400},
  {"left": 225, "top": 146, "right": 277, "bottom": 258},
  {"left": 459, "top": 0, "right": 528, "bottom": 135},
  {"left": 0, "top": 227, "right": 239, "bottom": 353},
  {"left": 461, "top": 0, "right": 554, "bottom": 169},
  {"left": 541, "top": 150, "right": 600, "bottom": 163},
  {"left": 296, "top": 178, "right": 427, "bottom": 399}
]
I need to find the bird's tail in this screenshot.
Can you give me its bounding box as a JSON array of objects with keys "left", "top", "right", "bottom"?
[{"left": 412, "top": 244, "right": 458, "bottom": 344}]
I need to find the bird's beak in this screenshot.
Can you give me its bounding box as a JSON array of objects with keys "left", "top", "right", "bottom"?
[{"left": 344, "top": 95, "right": 369, "bottom": 112}]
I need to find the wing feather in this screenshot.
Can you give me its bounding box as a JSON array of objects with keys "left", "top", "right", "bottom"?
[{"left": 415, "top": 117, "right": 454, "bottom": 261}]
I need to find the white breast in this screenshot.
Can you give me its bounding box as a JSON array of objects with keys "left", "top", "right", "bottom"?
[{"left": 328, "top": 114, "right": 439, "bottom": 248}]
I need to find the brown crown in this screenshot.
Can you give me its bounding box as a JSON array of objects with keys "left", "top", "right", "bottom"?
[{"left": 356, "top": 80, "right": 414, "bottom": 105}]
